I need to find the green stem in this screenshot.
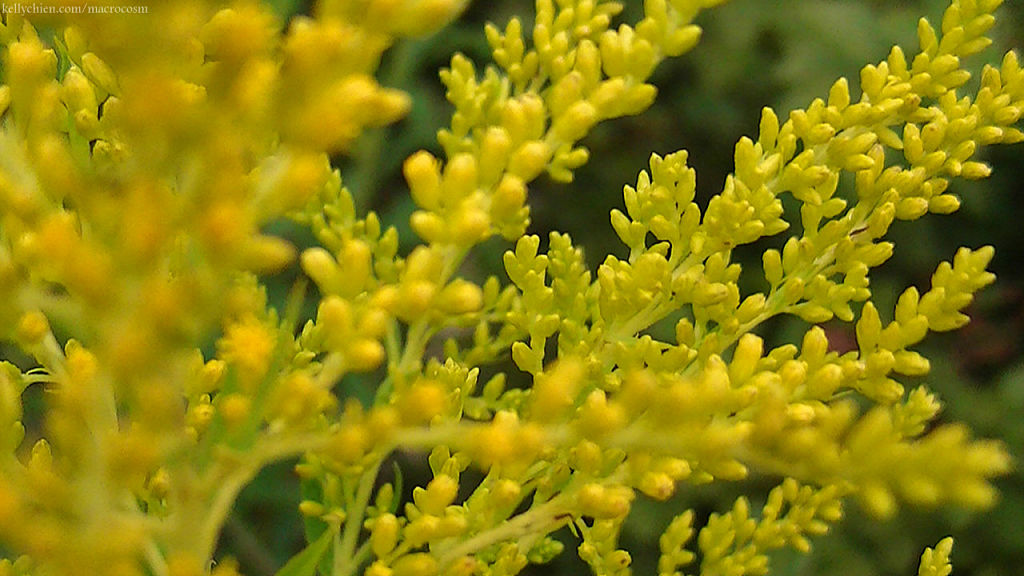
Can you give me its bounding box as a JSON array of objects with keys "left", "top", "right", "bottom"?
[
  {"left": 166, "top": 432, "right": 333, "bottom": 567},
  {"left": 387, "top": 245, "right": 470, "bottom": 394},
  {"left": 144, "top": 538, "right": 170, "bottom": 576},
  {"left": 224, "top": 514, "right": 279, "bottom": 576},
  {"left": 334, "top": 461, "right": 383, "bottom": 576},
  {"left": 435, "top": 495, "right": 573, "bottom": 569},
  {"left": 194, "top": 458, "right": 264, "bottom": 565}
]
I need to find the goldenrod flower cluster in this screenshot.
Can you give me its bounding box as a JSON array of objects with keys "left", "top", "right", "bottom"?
[{"left": 0, "top": 0, "right": 1019, "bottom": 575}]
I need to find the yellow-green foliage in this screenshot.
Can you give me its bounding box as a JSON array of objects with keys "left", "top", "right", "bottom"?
[{"left": 0, "top": 0, "right": 1019, "bottom": 575}]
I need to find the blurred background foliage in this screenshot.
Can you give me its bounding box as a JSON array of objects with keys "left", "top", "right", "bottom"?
[{"left": 231, "top": 1, "right": 1024, "bottom": 575}]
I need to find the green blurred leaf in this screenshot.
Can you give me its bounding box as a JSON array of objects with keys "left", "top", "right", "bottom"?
[
  {"left": 266, "top": 0, "right": 305, "bottom": 20},
  {"left": 274, "top": 526, "right": 334, "bottom": 576}
]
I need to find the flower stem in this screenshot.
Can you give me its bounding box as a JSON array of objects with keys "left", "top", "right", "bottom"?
[
  {"left": 435, "top": 495, "right": 573, "bottom": 569},
  {"left": 334, "top": 461, "right": 383, "bottom": 576}
]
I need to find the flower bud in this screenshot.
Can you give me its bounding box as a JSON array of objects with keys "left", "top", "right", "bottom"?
[
  {"left": 410, "top": 210, "right": 447, "bottom": 244},
  {"left": 729, "top": 334, "right": 763, "bottom": 384},
  {"left": 552, "top": 101, "right": 598, "bottom": 142},
  {"left": 80, "top": 52, "right": 119, "bottom": 97},
  {"left": 414, "top": 475, "right": 459, "bottom": 515},
  {"left": 277, "top": 152, "right": 329, "bottom": 211},
  {"left": 762, "top": 249, "right": 783, "bottom": 286},
  {"left": 928, "top": 194, "right": 960, "bottom": 214},
  {"left": 365, "top": 562, "right": 393, "bottom": 576},
  {"left": 589, "top": 77, "right": 625, "bottom": 118},
  {"left": 16, "top": 311, "right": 49, "bottom": 346},
  {"left": 638, "top": 472, "right": 675, "bottom": 500},
  {"left": 405, "top": 246, "right": 444, "bottom": 281},
  {"left": 298, "top": 500, "right": 325, "bottom": 517},
  {"left": 508, "top": 140, "right": 551, "bottom": 181},
  {"left": 620, "top": 84, "right": 658, "bottom": 116},
  {"left": 577, "top": 483, "right": 633, "bottom": 519},
  {"left": 386, "top": 0, "right": 468, "bottom": 37},
  {"left": 347, "top": 339, "right": 385, "bottom": 372},
  {"left": 478, "top": 127, "right": 512, "bottom": 185},
  {"left": 547, "top": 72, "right": 584, "bottom": 117},
  {"left": 435, "top": 279, "right": 483, "bottom": 315},
  {"left": 442, "top": 153, "right": 479, "bottom": 201},
  {"left": 491, "top": 479, "right": 522, "bottom": 509},
  {"left": 960, "top": 161, "right": 991, "bottom": 180},
  {"left": 61, "top": 67, "right": 97, "bottom": 113},
  {"left": 568, "top": 440, "right": 603, "bottom": 474},
  {"left": 317, "top": 295, "right": 352, "bottom": 339},
  {"left": 827, "top": 77, "right": 851, "bottom": 110},
  {"left": 336, "top": 239, "right": 372, "bottom": 298},
  {"left": 664, "top": 24, "right": 702, "bottom": 57},
  {"left": 391, "top": 553, "right": 439, "bottom": 576},
  {"left": 201, "top": 6, "right": 277, "bottom": 63},
  {"left": 63, "top": 26, "right": 87, "bottom": 61},
  {"left": 451, "top": 205, "right": 491, "bottom": 245},
  {"left": 398, "top": 380, "right": 447, "bottom": 425},
  {"left": 893, "top": 350, "right": 930, "bottom": 376},
  {"left": 491, "top": 174, "right": 527, "bottom": 222},
  {"left": 371, "top": 513, "right": 399, "bottom": 557},
  {"left": 395, "top": 280, "right": 437, "bottom": 321},
  {"left": 598, "top": 29, "right": 628, "bottom": 76},
  {"left": 326, "top": 424, "right": 369, "bottom": 465},
  {"left": 575, "top": 390, "right": 625, "bottom": 438},
  {"left": 218, "top": 393, "right": 251, "bottom": 428},
  {"left": 735, "top": 294, "right": 766, "bottom": 324},
  {"left": 243, "top": 235, "right": 295, "bottom": 274},
  {"left": 530, "top": 358, "right": 584, "bottom": 422}
]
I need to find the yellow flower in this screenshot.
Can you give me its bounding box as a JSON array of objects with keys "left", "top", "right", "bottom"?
[{"left": 216, "top": 315, "right": 276, "bottom": 385}]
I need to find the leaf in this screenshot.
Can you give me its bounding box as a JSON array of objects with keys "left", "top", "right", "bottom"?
[
  {"left": 265, "top": 0, "right": 305, "bottom": 20},
  {"left": 391, "top": 461, "right": 404, "bottom": 514},
  {"left": 274, "top": 526, "right": 335, "bottom": 576}
]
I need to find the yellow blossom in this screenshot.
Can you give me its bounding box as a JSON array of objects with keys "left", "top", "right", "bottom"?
[{"left": 217, "top": 315, "right": 276, "bottom": 384}]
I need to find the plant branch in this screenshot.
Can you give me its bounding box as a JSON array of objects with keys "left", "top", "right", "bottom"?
[{"left": 334, "top": 461, "right": 383, "bottom": 576}]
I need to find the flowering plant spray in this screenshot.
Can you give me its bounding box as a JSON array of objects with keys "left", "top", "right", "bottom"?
[{"left": 0, "top": 1, "right": 1020, "bottom": 575}]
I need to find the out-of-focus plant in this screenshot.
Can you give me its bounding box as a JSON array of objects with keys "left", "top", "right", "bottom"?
[{"left": 0, "top": 1, "right": 1020, "bottom": 575}]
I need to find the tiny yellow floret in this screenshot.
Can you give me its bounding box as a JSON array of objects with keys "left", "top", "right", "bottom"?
[
  {"left": 217, "top": 316, "right": 276, "bottom": 384},
  {"left": 15, "top": 311, "right": 49, "bottom": 346}
]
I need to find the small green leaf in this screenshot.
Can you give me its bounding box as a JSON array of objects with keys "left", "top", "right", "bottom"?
[
  {"left": 391, "top": 461, "right": 404, "bottom": 514},
  {"left": 274, "top": 527, "right": 335, "bottom": 576}
]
